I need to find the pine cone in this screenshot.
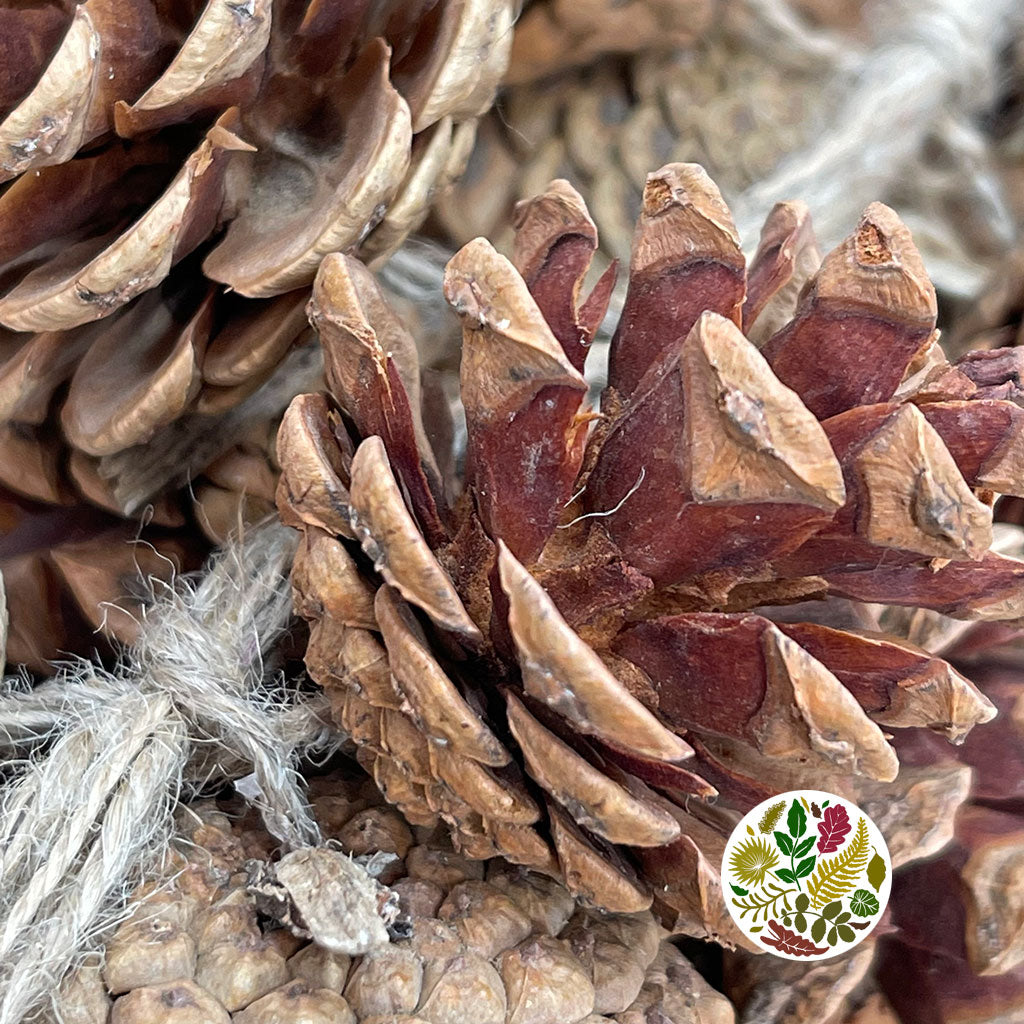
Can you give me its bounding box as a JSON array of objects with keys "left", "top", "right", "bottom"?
[
  {"left": 441, "top": 4, "right": 1018, "bottom": 304},
  {"left": 0, "top": 485, "right": 201, "bottom": 672},
  {"left": 275, "top": 162, "right": 1023, "bottom": 934},
  {"left": 0, "top": 0, "right": 511, "bottom": 473},
  {"left": 506, "top": 0, "right": 715, "bottom": 85},
  {"left": 720, "top": 707, "right": 978, "bottom": 1022},
  {"left": 54, "top": 768, "right": 734, "bottom": 1024},
  {"left": 749, "top": 538, "right": 1024, "bottom": 1020},
  {"left": 439, "top": 12, "right": 842, "bottom": 263},
  {"left": 0, "top": 408, "right": 285, "bottom": 671},
  {"left": 0, "top": 0, "right": 513, "bottom": 669},
  {"left": 862, "top": 655, "right": 1024, "bottom": 1023}
]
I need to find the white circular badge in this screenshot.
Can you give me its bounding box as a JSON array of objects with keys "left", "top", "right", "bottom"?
[{"left": 721, "top": 789, "right": 892, "bottom": 960}]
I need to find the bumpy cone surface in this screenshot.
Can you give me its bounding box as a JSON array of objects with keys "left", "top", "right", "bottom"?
[
  {"left": 56, "top": 767, "right": 735, "bottom": 1024},
  {"left": 277, "top": 164, "right": 1024, "bottom": 938},
  {"left": 0, "top": 0, "right": 514, "bottom": 669}
]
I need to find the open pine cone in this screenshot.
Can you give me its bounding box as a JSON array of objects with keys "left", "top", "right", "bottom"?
[
  {"left": 0, "top": 0, "right": 513, "bottom": 451},
  {"left": 0, "top": 0, "right": 514, "bottom": 671},
  {"left": 506, "top": 0, "right": 715, "bottom": 85},
  {"left": 277, "top": 163, "right": 1024, "bottom": 936}
]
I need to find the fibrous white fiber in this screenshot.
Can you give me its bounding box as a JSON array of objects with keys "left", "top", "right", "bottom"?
[{"left": 0, "top": 521, "right": 336, "bottom": 1024}]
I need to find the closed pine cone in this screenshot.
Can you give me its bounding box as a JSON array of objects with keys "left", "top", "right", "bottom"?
[
  {"left": 275, "top": 161, "right": 1024, "bottom": 935},
  {"left": 53, "top": 767, "right": 734, "bottom": 1024},
  {"left": 438, "top": 5, "right": 844, "bottom": 263},
  {"left": 441, "top": 2, "right": 1017, "bottom": 305}
]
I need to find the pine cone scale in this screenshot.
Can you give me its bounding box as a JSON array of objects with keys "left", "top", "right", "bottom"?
[{"left": 0, "top": 0, "right": 518, "bottom": 668}]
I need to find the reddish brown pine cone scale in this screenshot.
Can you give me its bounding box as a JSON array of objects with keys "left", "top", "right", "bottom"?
[{"left": 278, "top": 163, "right": 1020, "bottom": 935}]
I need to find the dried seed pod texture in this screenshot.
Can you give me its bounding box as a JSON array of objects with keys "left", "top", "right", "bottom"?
[
  {"left": 277, "top": 162, "right": 1020, "bottom": 939},
  {"left": 58, "top": 769, "right": 734, "bottom": 1024}
]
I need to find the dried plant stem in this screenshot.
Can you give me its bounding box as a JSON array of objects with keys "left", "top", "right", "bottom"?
[{"left": 0, "top": 521, "right": 337, "bottom": 1024}]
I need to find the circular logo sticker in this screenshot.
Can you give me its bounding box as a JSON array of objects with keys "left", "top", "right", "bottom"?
[{"left": 721, "top": 790, "right": 891, "bottom": 960}]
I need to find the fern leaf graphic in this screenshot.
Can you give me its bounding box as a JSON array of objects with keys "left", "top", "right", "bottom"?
[
  {"left": 758, "top": 800, "right": 786, "bottom": 835},
  {"left": 730, "top": 882, "right": 795, "bottom": 923},
  {"left": 807, "top": 817, "right": 869, "bottom": 908}
]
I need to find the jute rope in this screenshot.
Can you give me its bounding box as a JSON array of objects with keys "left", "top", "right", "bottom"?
[
  {"left": 0, "top": 521, "right": 338, "bottom": 1024},
  {"left": 730, "top": 0, "right": 1022, "bottom": 297}
]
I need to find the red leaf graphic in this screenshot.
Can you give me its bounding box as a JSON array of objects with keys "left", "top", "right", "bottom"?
[
  {"left": 817, "top": 803, "right": 852, "bottom": 853},
  {"left": 761, "top": 920, "right": 830, "bottom": 956}
]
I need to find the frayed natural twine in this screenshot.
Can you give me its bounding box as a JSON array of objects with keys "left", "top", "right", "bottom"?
[
  {"left": 0, "top": 521, "right": 339, "bottom": 1024},
  {"left": 730, "top": 0, "right": 1022, "bottom": 297}
]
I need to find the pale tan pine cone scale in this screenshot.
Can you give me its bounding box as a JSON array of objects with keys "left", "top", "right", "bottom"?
[{"left": 0, "top": 0, "right": 516, "bottom": 672}]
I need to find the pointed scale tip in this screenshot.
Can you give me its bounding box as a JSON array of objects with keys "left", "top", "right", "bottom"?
[{"left": 497, "top": 541, "right": 692, "bottom": 763}]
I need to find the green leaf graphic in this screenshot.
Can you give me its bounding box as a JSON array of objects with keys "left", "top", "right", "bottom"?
[
  {"left": 807, "top": 818, "right": 870, "bottom": 908},
  {"left": 750, "top": 926, "right": 763, "bottom": 933},
  {"left": 821, "top": 901, "right": 842, "bottom": 920},
  {"left": 837, "top": 925, "right": 856, "bottom": 942},
  {"left": 758, "top": 800, "right": 786, "bottom": 834},
  {"left": 794, "top": 912, "right": 807, "bottom": 932},
  {"left": 730, "top": 883, "right": 749, "bottom": 897},
  {"left": 795, "top": 855, "right": 816, "bottom": 878},
  {"left": 775, "top": 868, "right": 797, "bottom": 883},
  {"left": 867, "top": 849, "right": 887, "bottom": 893},
  {"left": 775, "top": 831, "right": 794, "bottom": 856},
  {"left": 729, "top": 883, "right": 796, "bottom": 922},
  {"left": 788, "top": 800, "right": 807, "bottom": 838},
  {"left": 729, "top": 836, "right": 781, "bottom": 887},
  {"left": 811, "top": 917, "right": 826, "bottom": 943},
  {"left": 827, "top": 926, "right": 838, "bottom": 945},
  {"left": 794, "top": 836, "right": 816, "bottom": 858},
  {"left": 795, "top": 893, "right": 809, "bottom": 912},
  {"left": 850, "top": 889, "right": 880, "bottom": 916}
]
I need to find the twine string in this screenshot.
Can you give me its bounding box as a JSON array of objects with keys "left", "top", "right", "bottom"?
[{"left": 0, "top": 522, "right": 337, "bottom": 1024}]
